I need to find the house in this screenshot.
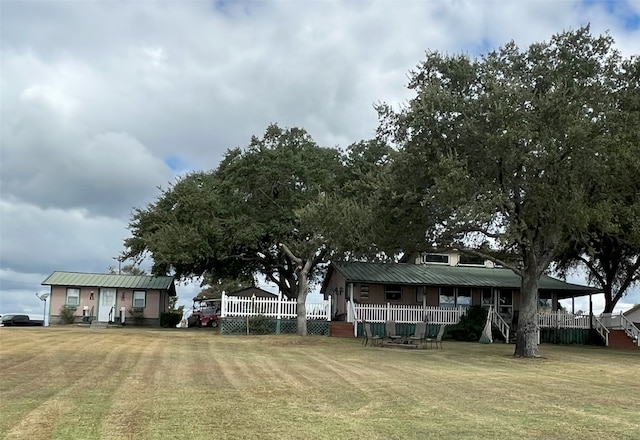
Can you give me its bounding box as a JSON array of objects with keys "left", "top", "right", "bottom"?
[
  {"left": 42, "top": 271, "right": 177, "bottom": 326},
  {"left": 227, "top": 286, "right": 278, "bottom": 298},
  {"left": 623, "top": 304, "right": 640, "bottom": 328},
  {"left": 321, "top": 250, "right": 599, "bottom": 322},
  {"left": 319, "top": 250, "right": 606, "bottom": 344}
]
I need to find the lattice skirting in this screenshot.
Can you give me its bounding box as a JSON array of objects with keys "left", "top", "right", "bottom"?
[
  {"left": 539, "top": 328, "right": 598, "bottom": 345},
  {"left": 220, "top": 318, "right": 330, "bottom": 335}
]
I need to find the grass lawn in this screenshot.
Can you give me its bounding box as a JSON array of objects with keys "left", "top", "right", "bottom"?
[{"left": 0, "top": 327, "right": 638, "bottom": 440}]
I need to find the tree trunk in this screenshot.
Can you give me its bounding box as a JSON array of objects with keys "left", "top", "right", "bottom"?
[
  {"left": 602, "top": 283, "right": 618, "bottom": 314},
  {"left": 514, "top": 265, "right": 542, "bottom": 358},
  {"left": 296, "top": 270, "right": 308, "bottom": 336}
]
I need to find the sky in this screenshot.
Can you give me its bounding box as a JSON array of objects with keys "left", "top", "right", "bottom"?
[{"left": 1, "top": 0, "right": 639, "bottom": 319}]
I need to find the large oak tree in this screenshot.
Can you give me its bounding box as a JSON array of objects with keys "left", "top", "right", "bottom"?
[
  {"left": 377, "top": 26, "right": 639, "bottom": 357},
  {"left": 125, "top": 125, "right": 388, "bottom": 334}
]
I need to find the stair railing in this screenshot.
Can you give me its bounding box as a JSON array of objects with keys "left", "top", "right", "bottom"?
[
  {"left": 489, "top": 306, "right": 510, "bottom": 343},
  {"left": 90, "top": 305, "right": 95, "bottom": 323},
  {"left": 347, "top": 301, "right": 359, "bottom": 337},
  {"left": 108, "top": 306, "right": 115, "bottom": 323},
  {"left": 592, "top": 315, "right": 610, "bottom": 347},
  {"left": 619, "top": 313, "right": 640, "bottom": 347}
]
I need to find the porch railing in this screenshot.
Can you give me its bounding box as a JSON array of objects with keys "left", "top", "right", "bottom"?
[
  {"left": 351, "top": 303, "right": 466, "bottom": 324},
  {"left": 592, "top": 315, "right": 610, "bottom": 347},
  {"left": 488, "top": 306, "right": 510, "bottom": 343},
  {"left": 620, "top": 313, "right": 640, "bottom": 347},
  {"left": 220, "top": 293, "right": 331, "bottom": 321},
  {"left": 538, "top": 311, "right": 591, "bottom": 329}
]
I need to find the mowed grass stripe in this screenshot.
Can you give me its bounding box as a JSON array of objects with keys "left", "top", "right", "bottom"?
[
  {"left": 2, "top": 329, "right": 143, "bottom": 440},
  {"left": 1, "top": 328, "right": 639, "bottom": 440}
]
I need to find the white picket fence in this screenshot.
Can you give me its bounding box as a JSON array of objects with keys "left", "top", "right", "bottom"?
[
  {"left": 220, "top": 293, "right": 331, "bottom": 321},
  {"left": 350, "top": 302, "right": 467, "bottom": 324},
  {"left": 350, "top": 302, "right": 596, "bottom": 330},
  {"left": 538, "top": 311, "right": 591, "bottom": 329}
]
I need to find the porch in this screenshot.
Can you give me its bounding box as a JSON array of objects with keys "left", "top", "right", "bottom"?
[{"left": 347, "top": 301, "right": 638, "bottom": 348}]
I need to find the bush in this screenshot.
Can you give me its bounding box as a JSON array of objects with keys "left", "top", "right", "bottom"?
[
  {"left": 247, "top": 315, "right": 272, "bottom": 335},
  {"left": 160, "top": 312, "right": 182, "bottom": 328},
  {"left": 448, "top": 306, "right": 488, "bottom": 342},
  {"left": 59, "top": 306, "right": 77, "bottom": 324}
]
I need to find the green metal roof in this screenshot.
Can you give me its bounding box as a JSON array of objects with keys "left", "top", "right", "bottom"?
[
  {"left": 42, "top": 271, "right": 176, "bottom": 295},
  {"left": 329, "top": 262, "right": 600, "bottom": 295}
]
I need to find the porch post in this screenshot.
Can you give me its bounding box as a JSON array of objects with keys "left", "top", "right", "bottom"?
[
  {"left": 571, "top": 295, "right": 575, "bottom": 314},
  {"left": 589, "top": 294, "right": 593, "bottom": 330},
  {"left": 276, "top": 291, "right": 282, "bottom": 334}
]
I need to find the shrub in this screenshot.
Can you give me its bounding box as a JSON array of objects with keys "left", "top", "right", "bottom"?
[
  {"left": 59, "top": 306, "right": 77, "bottom": 324},
  {"left": 160, "top": 312, "right": 182, "bottom": 328},
  {"left": 247, "top": 315, "right": 272, "bottom": 335},
  {"left": 448, "top": 306, "right": 488, "bottom": 342}
]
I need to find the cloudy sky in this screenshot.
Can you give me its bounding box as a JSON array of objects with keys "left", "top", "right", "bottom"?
[{"left": 1, "top": 0, "right": 639, "bottom": 319}]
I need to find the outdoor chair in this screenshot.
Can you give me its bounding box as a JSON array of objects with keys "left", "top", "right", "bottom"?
[
  {"left": 362, "top": 322, "right": 382, "bottom": 347},
  {"left": 385, "top": 320, "right": 402, "bottom": 343},
  {"left": 408, "top": 322, "right": 427, "bottom": 348},
  {"left": 427, "top": 325, "right": 445, "bottom": 349}
]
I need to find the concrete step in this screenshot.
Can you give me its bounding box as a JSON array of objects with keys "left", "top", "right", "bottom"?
[{"left": 89, "top": 321, "right": 108, "bottom": 329}]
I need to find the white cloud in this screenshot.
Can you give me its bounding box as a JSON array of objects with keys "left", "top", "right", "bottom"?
[{"left": 1, "top": 0, "right": 638, "bottom": 315}]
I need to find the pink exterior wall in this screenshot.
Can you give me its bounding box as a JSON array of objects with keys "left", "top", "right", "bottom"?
[{"left": 47, "top": 285, "right": 168, "bottom": 322}]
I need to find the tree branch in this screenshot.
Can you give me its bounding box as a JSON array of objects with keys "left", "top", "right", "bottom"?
[
  {"left": 279, "top": 242, "right": 303, "bottom": 270},
  {"left": 458, "top": 248, "right": 523, "bottom": 277},
  {"left": 578, "top": 255, "right": 607, "bottom": 288}
]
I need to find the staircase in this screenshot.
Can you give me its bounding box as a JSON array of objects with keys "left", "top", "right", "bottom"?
[
  {"left": 607, "top": 329, "right": 639, "bottom": 350},
  {"left": 330, "top": 321, "right": 355, "bottom": 338}
]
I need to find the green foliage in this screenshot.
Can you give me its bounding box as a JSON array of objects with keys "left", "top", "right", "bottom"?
[
  {"left": 198, "top": 275, "right": 254, "bottom": 300},
  {"left": 246, "top": 315, "right": 272, "bottom": 335},
  {"left": 376, "top": 26, "right": 638, "bottom": 357},
  {"left": 448, "top": 306, "right": 488, "bottom": 342},
  {"left": 160, "top": 312, "right": 182, "bottom": 328},
  {"left": 58, "top": 306, "right": 76, "bottom": 325}
]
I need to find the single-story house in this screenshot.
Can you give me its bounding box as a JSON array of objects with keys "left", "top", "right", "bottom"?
[
  {"left": 623, "top": 304, "right": 640, "bottom": 328},
  {"left": 227, "top": 286, "right": 278, "bottom": 298},
  {"left": 321, "top": 250, "right": 600, "bottom": 324},
  {"left": 42, "top": 271, "right": 177, "bottom": 326}
]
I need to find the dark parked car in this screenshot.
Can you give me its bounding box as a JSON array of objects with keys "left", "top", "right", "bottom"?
[{"left": 0, "top": 314, "right": 44, "bottom": 326}]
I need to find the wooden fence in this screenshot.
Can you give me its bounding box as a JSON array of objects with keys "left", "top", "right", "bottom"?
[
  {"left": 350, "top": 302, "right": 596, "bottom": 330},
  {"left": 538, "top": 311, "right": 591, "bottom": 329},
  {"left": 351, "top": 303, "right": 466, "bottom": 324},
  {"left": 220, "top": 293, "right": 331, "bottom": 321}
]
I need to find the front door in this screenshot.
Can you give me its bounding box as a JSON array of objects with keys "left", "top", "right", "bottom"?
[{"left": 98, "top": 288, "right": 117, "bottom": 322}]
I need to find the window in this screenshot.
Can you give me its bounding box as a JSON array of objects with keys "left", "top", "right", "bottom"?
[
  {"left": 66, "top": 288, "right": 80, "bottom": 306},
  {"left": 133, "top": 291, "right": 146, "bottom": 308},
  {"left": 360, "top": 285, "right": 369, "bottom": 301},
  {"left": 440, "top": 287, "right": 472, "bottom": 308},
  {"left": 457, "top": 287, "right": 472, "bottom": 308},
  {"left": 499, "top": 289, "right": 513, "bottom": 315},
  {"left": 539, "top": 293, "right": 552, "bottom": 310},
  {"left": 416, "top": 286, "right": 425, "bottom": 303},
  {"left": 458, "top": 255, "right": 485, "bottom": 266},
  {"left": 439, "top": 287, "right": 455, "bottom": 308},
  {"left": 385, "top": 284, "right": 402, "bottom": 301},
  {"left": 481, "top": 288, "right": 493, "bottom": 308},
  {"left": 421, "top": 253, "right": 449, "bottom": 264}
]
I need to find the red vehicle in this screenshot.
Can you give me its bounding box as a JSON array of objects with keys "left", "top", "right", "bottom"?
[{"left": 187, "top": 298, "right": 220, "bottom": 328}]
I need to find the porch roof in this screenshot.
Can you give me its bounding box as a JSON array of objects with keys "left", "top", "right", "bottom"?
[
  {"left": 42, "top": 271, "right": 177, "bottom": 296},
  {"left": 325, "top": 262, "right": 600, "bottom": 297}
]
